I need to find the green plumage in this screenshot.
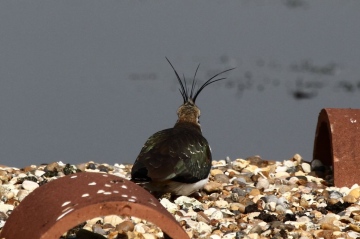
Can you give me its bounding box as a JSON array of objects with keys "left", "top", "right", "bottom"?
[{"left": 131, "top": 122, "right": 211, "bottom": 184}]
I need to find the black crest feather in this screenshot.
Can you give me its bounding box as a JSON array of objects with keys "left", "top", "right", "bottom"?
[{"left": 166, "top": 57, "right": 235, "bottom": 103}]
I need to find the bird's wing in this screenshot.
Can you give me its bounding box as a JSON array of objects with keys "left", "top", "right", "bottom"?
[{"left": 131, "top": 128, "right": 211, "bottom": 184}]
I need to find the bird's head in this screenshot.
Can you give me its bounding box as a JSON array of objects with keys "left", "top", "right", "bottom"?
[{"left": 166, "top": 57, "right": 235, "bottom": 128}]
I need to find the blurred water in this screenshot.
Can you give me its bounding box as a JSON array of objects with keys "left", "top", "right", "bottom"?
[{"left": 0, "top": 1, "right": 359, "bottom": 167}]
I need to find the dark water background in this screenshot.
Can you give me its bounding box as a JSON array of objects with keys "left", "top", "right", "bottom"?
[{"left": 0, "top": 1, "right": 359, "bottom": 167}]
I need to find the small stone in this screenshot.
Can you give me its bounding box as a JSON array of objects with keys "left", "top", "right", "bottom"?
[
  {"left": 196, "top": 221, "right": 212, "bottom": 234},
  {"left": 214, "top": 174, "right": 229, "bottom": 184},
  {"left": 143, "top": 233, "right": 157, "bottom": 239},
  {"left": 275, "top": 205, "right": 287, "bottom": 214},
  {"left": 292, "top": 154, "right": 302, "bottom": 164},
  {"left": 98, "top": 165, "right": 109, "bottom": 173},
  {"left": 0, "top": 212, "right": 7, "bottom": 220},
  {"left": 87, "top": 217, "right": 104, "bottom": 225},
  {"left": 232, "top": 159, "right": 249, "bottom": 170},
  {"left": 22, "top": 180, "right": 39, "bottom": 191},
  {"left": 5, "top": 191, "right": 14, "bottom": 200},
  {"left": 17, "top": 189, "right": 30, "bottom": 202},
  {"left": 0, "top": 204, "right": 14, "bottom": 213},
  {"left": 267, "top": 202, "right": 276, "bottom": 212},
  {"left": 301, "top": 163, "right": 311, "bottom": 173},
  {"left": 275, "top": 166, "right": 288, "bottom": 173},
  {"left": 275, "top": 171, "right": 290, "bottom": 179},
  {"left": 160, "top": 198, "right": 178, "bottom": 213},
  {"left": 249, "top": 224, "right": 262, "bottom": 234},
  {"left": 264, "top": 195, "right": 278, "bottom": 204},
  {"left": 174, "top": 196, "right": 202, "bottom": 210},
  {"left": 214, "top": 200, "right": 229, "bottom": 209},
  {"left": 223, "top": 233, "right": 237, "bottom": 239},
  {"left": 92, "top": 224, "right": 106, "bottom": 235},
  {"left": 348, "top": 231, "right": 360, "bottom": 238},
  {"left": 349, "top": 223, "right": 360, "bottom": 233},
  {"left": 297, "top": 216, "right": 311, "bottom": 223},
  {"left": 350, "top": 210, "right": 360, "bottom": 217},
  {"left": 283, "top": 160, "right": 295, "bottom": 168},
  {"left": 320, "top": 222, "right": 340, "bottom": 231},
  {"left": 131, "top": 217, "right": 142, "bottom": 224},
  {"left": 210, "top": 210, "right": 223, "bottom": 220},
  {"left": 256, "top": 178, "right": 269, "bottom": 190},
  {"left": 197, "top": 211, "right": 211, "bottom": 224},
  {"left": 250, "top": 156, "right": 269, "bottom": 168},
  {"left": 311, "top": 159, "right": 324, "bottom": 169},
  {"left": 242, "top": 164, "right": 259, "bottom": 173},
  {"left": 249, "top": 188, "right": 260, "bottom": 197},
  {"left": 23, "top": 165, "right": 36, "bottom": 173},
  {"left": 230, "top": 203, "right": 242, "bottom": 211},
  {"left": 34, "top": 170, "right": 45, "bottom": 177},
  {"left": 103, "top": 215, "right": 123, "bottom": 226},
  {"left": 212, "top": 160, "right": 227, "bottom": 167},
  {"left": 208, "top": 193, "right": 220, "bottom": 201},
  {"left": 203, "top": 181, "right": 223, "bottom": 193},
  {"left": 210, "top": 235, "right": 222, "bottom": 239},
  {"left": 348, "top": 187, "right": 360, "bottom": 199},
  {"left": 134, "top": 223, "right": 146, "bottom": 233},
  {"left": 76, "top": 163, "right": 87, "bottom": 171},
  {"left": 107, "top": 231, "right": 119, "bottom": 239},
  {"left": 288, "top": 177, "right": 299, "bottom": 185},
  {"left": 299, "top": 198, "right": 309, "bottom": 207},
  {"left": 45, "top": 162, "right": 60, "bottom": 172},
  {"left": 319, "top": 214, "right": 338, "bottom": 224},
  {"left": 343, "top": 194, "right": 357, "bottom": 203},
  {"left": 329, "top": 190, "right": 343, "bottom": 199},
  {"left": 211, "top": 169, "right": 223, "bottom": 176},
  {"left": 115, "top": 221, "right": 134, "bottom": 233},
  {"left": 231, "top": 187, "right": 246, "bottom": 197}
]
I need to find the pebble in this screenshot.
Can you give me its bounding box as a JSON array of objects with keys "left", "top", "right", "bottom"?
[
  {"left": 348, "top": 187, "right": 360, "bottom": 199},
  {"left": 210, "top": 210, "right": 224, "bottom": 220},
  {"left": 301, "top": 162, "right": 311, "bottom": 173},
  {"left": 134, "top": 223, "right": 146, "bottom": 233},
  {"left": 92, "top": 224, "right": 107, "bottom": 235},
  {"left": 174, "top": 196, "right": 202, "bottom": 210},
  {"left": 22, "top": 180, "right": 39, "bottom": 191},
  {"left": 196, "top": 211, "right": 211, "bottom": 224},
  {"left": 196, "top": 221, "right": 212, "bottom": 234},
  {"left": 203, "top": 181, "right": 223, "bottom": 193},
  {"left": 349, "top": 223, "right": 360, "bottom": 233},
  {"left": 143, "top": 233, "right": 157, "bottom": 239},
  {"left": 103, "top": 215, "right": 123, "bottom": 226},
  {"left": 159, "top": 198, "right": 178, "bottom": 213},
  {"left": 16, "top": 190, "right": 30, "bottom": 202},
  {"left": 0, "top": 204, "right": 14, "bottom": 214},
  {"left": 343, "top": 194, "right": 357, "bottom": 203},
  {"left": 320, "top": 222, "right": 340, "bottom": 231},
  {"left": 275, "top": 171, "right": 290, "bottom": 179},
  {"left": 249, "top": 188, "right": 260, "bottom": 197},
  {"left": 213, "top": 174, "right": 229, "bottom": 184},
  {"left": 113, "top": 221, "right": 135, "bottom": 232},
  {"left": 210, "top": 169, "right": 223, "bottom": 176},
  {"left": 34, "top": 170, "right": 45, "bottom": 177},
  {"left": 255, "top": 177, "right": 269, "bottom": 190},
  {"left": 214, "top": 199, "right": 228, "bottom": 209}
]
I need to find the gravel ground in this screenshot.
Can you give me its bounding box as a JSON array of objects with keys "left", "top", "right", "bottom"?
[{"left": 1, "top": 154, "right": 360, "bottom": 239}]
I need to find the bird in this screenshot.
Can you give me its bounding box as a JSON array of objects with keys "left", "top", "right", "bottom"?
[{"left": 131, "top": 58, "right": 234, "bottom": 196}]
